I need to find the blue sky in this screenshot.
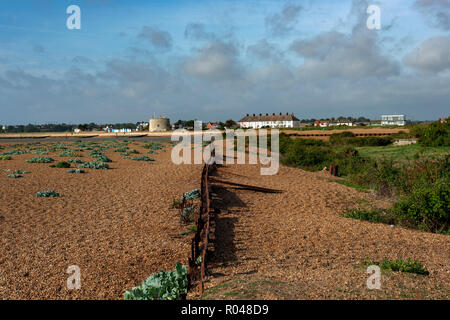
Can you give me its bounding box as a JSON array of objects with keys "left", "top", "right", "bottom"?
[{"left": 0, "top": 0, "right": 449, "bottom": 124}]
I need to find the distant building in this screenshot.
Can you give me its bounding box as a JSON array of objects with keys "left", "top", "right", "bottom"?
[
  {"left": 149, "top": 117, "right": 170, "bottom": 132},
  {"left": 314, "top": 120, "right": 330, "bottom": 127},
  {"left": 207, "top": 122, "right": 220, "bottom": 130},
  {"left": 74, "top": 128, "right": 82, "bottom": 133},
  {"left": 112, "top": 128, "right": 132, "bottom": 133},
  {"left": 369, "top": 120, "right": 382, "bottom": 126},
  {"left": 238, "top": 113, "right": 300, "bottom": 129},
  {"left": 381, "top": 115, "right": 406, "bottom": 126},
  {"left": 329, "top": 120, "right": 355, "bottom": 127}
]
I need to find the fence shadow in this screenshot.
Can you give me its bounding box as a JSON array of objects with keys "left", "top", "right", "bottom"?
[{"left": 209, "top": 184, "right": 246, "bottom": 273}]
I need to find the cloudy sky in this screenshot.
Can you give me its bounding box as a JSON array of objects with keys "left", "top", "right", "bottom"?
[{"left": 0, "top": 0, "right": 449, "bottom": 124}]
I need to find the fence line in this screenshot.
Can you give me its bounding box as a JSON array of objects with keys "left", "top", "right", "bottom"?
[{"left": 186, "top": 160, "right": 217, "bottom": 295}]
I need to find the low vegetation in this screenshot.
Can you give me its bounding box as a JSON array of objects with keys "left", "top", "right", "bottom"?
[
  {"left": 27, "top": 156, "right": 54, "bottom": 163},
  {"left": 124, "top": 262, "right": 187, "bottom": 300},
  {"left": 79, "top": 161, "right": 110, "bottom": 169},
  {"left": 279, "top": 120, "right": 450, "bottom": 234},
  {"left": 362, "top": 258, "right": 429, "bottom": 275},
  {"left": 36, "top": 190, "right": 61, "bottom": 197}
]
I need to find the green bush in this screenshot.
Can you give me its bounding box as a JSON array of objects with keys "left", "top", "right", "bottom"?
[
  {"left": 393, "top": 178, "right": 449, "bottom": 234},
  {"left": 124, "top": 262, "right": 187, "bottom": 300},
  {"left": 54, "top": 161, "right": 71, "bottom": 168},
  {"left": 0, "top": 155, "right": 12, "bottom": 160},
  {"left": 27, "top": 156, "right": 54, "bottom": 163},
  {"left": 410, "top": 120, "right": 449, "bottom": 147}
]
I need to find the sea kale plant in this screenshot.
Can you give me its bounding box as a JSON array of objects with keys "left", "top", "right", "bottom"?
[
  {"left": 27, "top": 156, "right": 54, "bottom": 163},
  {"left": 123, "top": 262, "right": 187, "bottom": 300}
]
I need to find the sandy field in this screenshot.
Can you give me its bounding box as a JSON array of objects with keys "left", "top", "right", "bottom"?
[
  {"left": 1, "top": 140, "right": 448, "bottom": 300},
  {"left": 0, "top": 140, "right": 201, "bottom": 299},
  {"left": 200, "top": 162, "right": 449, "bottom": 300}
]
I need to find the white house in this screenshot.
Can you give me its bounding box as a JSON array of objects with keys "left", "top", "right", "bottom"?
[
  {"left": 238, "top": 113, "right": 300, "bottom": 129},
  {"left": 381, "top": 115, "right": 406, "bottom": 126}
]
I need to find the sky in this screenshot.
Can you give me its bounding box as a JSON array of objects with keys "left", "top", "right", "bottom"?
[{"left": 0, "top": 0, "right": 449, "bottom": 125}]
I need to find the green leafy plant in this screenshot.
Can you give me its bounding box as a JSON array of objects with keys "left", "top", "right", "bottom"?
[
  {"left": 123, "top": 262, "right": 187, "bottom": 300},
  {"left": 27, "top": 156, "right": 54, "bottom": 163},
  {"left": 67, "top": 169, "right": 85, "bottom": 174},
  {"left": 79, "top": 161, "right": 110, "bottom": 169},
  {"left": 0, "top": 155, "right": 12, "bottom": 160},
  {"left": 7, "top": 174, "right": 23, "bottom": 178},
  {"left": 36, "top": 190, "right": 61, "bottom": 197},
  {"left": 181, "top": 189, "right": 201, "bottom": 201},
  {"left": 68, "top": 158, "right": 85, "bottom": 164}
]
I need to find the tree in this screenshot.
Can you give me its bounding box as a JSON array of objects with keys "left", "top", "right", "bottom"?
[{"left": 224, "top": 119, "right": 237, "bottom": 128}]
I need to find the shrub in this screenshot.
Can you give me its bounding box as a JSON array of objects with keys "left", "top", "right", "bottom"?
[
  {"left": 54, "top": 161, "right": 71, "bottom": 168},
  {"left": 392, "top": 178, "right": 449, "bottom": 234},
  {"left": 0, "top": 155, "right": 12, "bottom": 160},
  {"left": 36, "top": 190, "right": 61, "bottom": 197},
  {"left": 79, "top": 161, "right": 110, "bottom": 169},
  {"left": 123, "top": 262, "right": 187, "bottom": 300},
  {"left": 27, "top": 156, "right": 54, "bottom": 163},
  {"left": 410, "top": 120, "right": 449, "bottom": 147}
]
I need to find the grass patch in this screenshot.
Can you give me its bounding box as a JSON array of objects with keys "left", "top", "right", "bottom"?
[
  {"left": 362, "top": 258, "right": 429, "bottom": 275},
  {"left": 334, "top": 179, "right": 371, "bottom": 192},
  {"left": 356, "top": 144, "right": 450, "bottom": 161},
  {"left": 342, "top": 208, "right": 395, "bottom": 224}
]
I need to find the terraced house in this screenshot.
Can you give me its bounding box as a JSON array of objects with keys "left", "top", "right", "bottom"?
[{"left": 238, "top": 112, "right": 301, "bottom": 129}]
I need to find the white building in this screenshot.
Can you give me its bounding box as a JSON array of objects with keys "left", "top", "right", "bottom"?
[
  {"left": 381, "top": 115, "right": 406, "bottom": 126},
  {"left": 238, "top": 113, "right": 300, "bottom": 129}
]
